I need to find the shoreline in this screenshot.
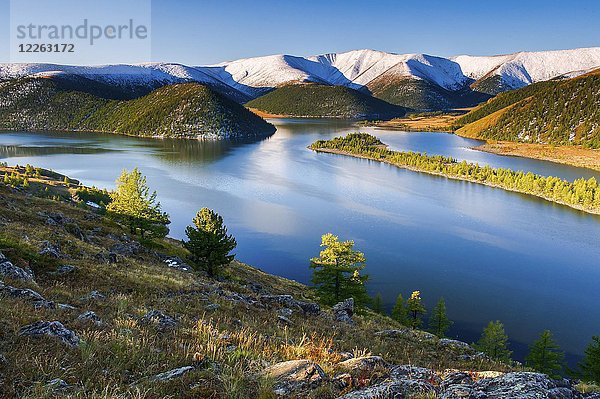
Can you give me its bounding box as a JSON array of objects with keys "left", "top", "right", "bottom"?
[{"left": 311, "top": 147, "right": 600, "bottom": 216}]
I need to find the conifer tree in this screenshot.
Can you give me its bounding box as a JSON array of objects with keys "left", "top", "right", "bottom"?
[
  {"left": 391, "top": 293, "right": 408, "bottom": 325},
  {"left": 372, "top": 293, "right": 384, "bottom": 314},
  {"left": 475, "top": 320, "right": 512, "bottom": 362},
  {"left": 580, "top": 336, "right": 600, "bottom": 383},
  {"left": 184, "top": 208, "right": 236, "bottom": 277},
  {"left": 407, "top": 291, "right": 426, "bottom": 328},
  {"left": 106, "top": 168, "right": 170, "bottom": 238},
  {"left": 525, "top": 330, "right": 564, "bottom": 379},
  {"left": 428, "top": 297, "right": 452, "bottom": 338},
  {"left": 310, "top": 233, "right": 369, "bottom": 308}
]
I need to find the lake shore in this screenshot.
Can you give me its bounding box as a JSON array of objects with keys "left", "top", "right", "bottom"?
[
  {"left": 474, "top": 141, "right": 600, "bottom": 172},
  {"left": 311, "top": 146, "right": 600, "bottom": 216}
]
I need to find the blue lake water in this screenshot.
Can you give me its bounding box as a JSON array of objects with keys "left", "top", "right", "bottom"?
[{"left": 1, "top": 119, "right": 599, "bottom": 366}]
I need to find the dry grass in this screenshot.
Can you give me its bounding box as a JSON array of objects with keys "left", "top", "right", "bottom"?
[{"left": 0, "top": 178, "right": 511, "bottom": 398}]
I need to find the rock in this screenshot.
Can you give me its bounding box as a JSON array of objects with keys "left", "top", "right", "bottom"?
[
  {"left": 391, "top": 365, "right": 441, "bottom": 385},
  {"left": 0, "top": 252, "right": 34, "bottom": 281},
  {"left": 45, "top": 378, "right": 74, "bottom": 392},
  {"left": 277, "top": 315, "right": 293, "bottom": 325},
  {"left": 339, "top": 352, "right": 354, "bottom": 361},
  {"left": 141, "top": 310, "right": 178, "bottom": 330},
  {"left": 260, "top": 294, "right": 296, "bottom": 308},
  {"left": 263, "top": 359, "right": 327, "bottom": 396},
  {"left": 160, "top": 255, "right": 192, "bottom": 272},
  {"left": 0, "top": 281, "right": 55, "bottom": 308},
  {"left": 57, "top": 303, "right": 77, "bottom": 310},
  {"left": 95, "top": 252, "right": 118, "bottom": 264},
  {"left": 19, "top": 321, "right": 80, "bottom": 347},
  {"left": 295, "top": 300, "right": 321, "bottom": 315},
  {"left": 334, "top": 373, "right": 353, "bottom": 389},
  {"left": 338, "top": 356, "right": 390, "bottom": 377},
  {"left": 278, "top": 308, "right": 293, "bottom": 318},
  {"left": 333, "top": 298, "right": 354, "bottom": 323},
  {"left": 37, "top": 212, "right": 70, "bottom": 226},
  {"left": 110, "top": 241, "right": 143, "bottom": 257},
  {"left": 439, "top": 338, "right": 475, "bottom": 352},
  {"left": 205, "top": 303, "right": 220, "bottom": 312},
  {"left": 80, "top": 290, "right": 106, "bottom": 301},
  {"left": 440, "top": 371, "right": 473, "bottom": 389},
  {"left": 151, "top": 365, "right": 194, "bottom": 382},
  {"left": 375, "top": 328, "right": 438, "bottom": 342},
  {"left": 338, "top": 378, "right": 436, "bottom": 399},
  {"left": 65, "top": 223, "right": 85, "bottom": 241},
  {"left": 440, "top": 372, "right": 581, "bottom": 399},
  {"left": 76, "top": 311, "right": 102, "bottom": 326},
  {"left": 39, "top": 241, "right": 61, "bottom": 258},
  {"left": 55, "top": 264, "right": 77, "bottom": 275}
]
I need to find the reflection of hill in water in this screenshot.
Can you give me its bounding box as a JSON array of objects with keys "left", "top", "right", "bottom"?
[
  {"left": 150, "top": 136, "right": 270, "bottom": 164},
  {"left": 0, "top": 145, "right": 114, "bottom": 158}
]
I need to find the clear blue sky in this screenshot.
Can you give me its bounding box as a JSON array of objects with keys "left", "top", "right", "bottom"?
[{"left": 1, "top": 0, "right": 599, "bottom": 65}]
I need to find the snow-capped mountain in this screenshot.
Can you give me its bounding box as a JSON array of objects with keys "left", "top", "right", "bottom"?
[
  {"left": 1, "top": 47, "right": 598, "bottom": 109},
  {"left": 452, "top": 47, "right": 600, "bottom": 93}
]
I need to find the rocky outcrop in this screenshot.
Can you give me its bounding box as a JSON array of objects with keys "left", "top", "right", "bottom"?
[
  {"left": 54, "top": 264, "right": 77, "bottom": 275},
  {"left": 259, "top": 294, "right": 321, "bottom": 315},
  {"left": 440, "top": 372, "right": 581, "bottom": 399},
  {"left": 333, "top": 298, "right": 354, "bottom": 323},
  {"left": 160, "top": 255, "right": 192, "bottom": 272},
  {"left": 0, "top": 281, "right": 54, "bottom": 308},
  {"left": 0, "top": 252, "right": 34, "bottom": 281},
  {"left": 39, "top": 241, "right": 62, "bottom": 258},
  {"left": 375, "top": 328, "right": 438, "bottom": 342},
  {"left": 18, "top": 321, "right": 80, "bottom": 347},
  {"left": 79, "top": 290, "right": 106, "bottom": 301},
  {"left": 263, "top": 359, "right": 327, "bottom": 396},
  {"left": 337, "top": 356, "right": 390, "bottom": 377}
]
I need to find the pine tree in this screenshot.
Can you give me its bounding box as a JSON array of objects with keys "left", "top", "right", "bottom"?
[
  {"left": 525, "top": 330, "right": 564, "bottom": 378},
  {"left": 406, "top": 291, "right": 426, "bottom": 329},
  {"left": 475, "top": 320, "right": 512, "bottom": 362},
  {"left": 580, "top": 336, "right": 600, "bottom": 383},
  {"left": 184, "top": 208, "right": 237, "bottom": 277},
  {"left": 310, "top": 233, "right": 369, "bottom": 308},
  {"left": 391, "top": 293, "right": 408, "bottom": 325},
  {"left": 429, "top": 297, "right": 452, "bottom": 338},
  {"left": 371, "top": 293, "right": 384, "bottom": 314},
  {"left": 106, "top": 168, "right": 170, "bottom": 238}
]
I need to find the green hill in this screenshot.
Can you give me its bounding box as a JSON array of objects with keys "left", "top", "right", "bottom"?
[
  {"left": 455, "top": 70, "right": 600, "bottom": 148},
  {"left": 246, "top": 83, "right": 407, "bottom": 119},
  {"left": 366, "top": 76, "right": 491, "bottom": 111},
  {"left": 0, "top": 77, "right": 275, "bottom": 140}
]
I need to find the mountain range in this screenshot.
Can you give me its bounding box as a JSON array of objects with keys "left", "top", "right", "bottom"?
[{"left": 1, "top": 47, "right": 599, "bottom": 111}]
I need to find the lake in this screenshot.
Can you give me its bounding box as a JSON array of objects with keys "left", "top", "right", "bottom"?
[{"left": 1, "top": 119, "right": 599, "bottom": 366}]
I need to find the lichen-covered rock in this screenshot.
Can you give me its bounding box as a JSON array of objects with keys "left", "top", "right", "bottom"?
[
  {"left": 141, "top": 310, "right": 178, "bottom": 330},
  {"left": 151, "top": 365, "right": 194, "bottom": 382},
  {"left": 0, "top": 281, "right": 54, "bottom": 308},
  {"left": 39, "top": 241, "right": 61, "bottom": 258},
  {"left": 80, "top": 290, "right": 106, "bottom": 301},
  {"left": 375, "top": 328, "right": 438, "bottom": 342},
  {"left": 440, "top": 372, "right": 581, "bottom": 399},
  {"left": 439, "top": 338, "right": 475, "bottom": 352},
  {"left": 160, "top": 255, "right": 192, "bottom": 272},
  {"left": 18, "top": 321, "right": 81, "bottom": 347},
  {"left": 338, "top": 378, "right": 436, "bottom": 399},
  {"left": 263, "top": 359, "right": 327, "bottom": 396},
  {"left": 55, "top": 264, "right": 77, "bottom": 275},
  {"left": 333, "top": 298, "right": 354, "bottom": 323},
  {"left": 338, "top": 356, "right": 390, "bottom": 377},
  {"left": 0, "top": 252, "right": 34, "bottom": 281},
  {"left": 76, "top": 311, "right": 102, "bottom": 326}
]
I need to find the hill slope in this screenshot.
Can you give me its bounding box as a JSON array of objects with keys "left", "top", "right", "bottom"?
[
  {"left": 0, "top": 77, "right": 275, "bottom": 139},
  {"left": 246, "top": 83, "right": 407, "bottom": 119},
  {"left": 2, "top": 47, "right": 598, "bottom": 111},
  {"left": 455, "top": 70, "right": 600, "bottom": 147}
]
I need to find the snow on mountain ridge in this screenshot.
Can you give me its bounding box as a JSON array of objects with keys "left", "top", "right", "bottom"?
[{"left": 2, "top": 47, "right": 599, "bottom": 99}]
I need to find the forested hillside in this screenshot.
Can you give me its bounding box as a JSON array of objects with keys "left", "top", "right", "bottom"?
[{"left": 0, "top": 77, "right": 275, "bottom": 139}]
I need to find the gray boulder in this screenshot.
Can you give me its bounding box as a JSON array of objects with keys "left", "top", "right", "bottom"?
[
  {"left": 337, "top": 356, "right": 390, "bottom": 377},
  {"left": 0, "top": 281, "right": 55, "bottom": 308},
  {"left": 151, "top": 365, "right": 195, "bottom": 382},
  {"left": 76, "top": 311, "right": 102, "bottom": 326},
  {"left": 39, "top": 241, "right": 61, "bottom": 258},
  {"left": 375, "top": 328, "right": 438, "bottom": 342},
  {"left": 19, "top": 321, "right": 81, "bottom": 347},
  {"left": 80, "top": 290, "right": 106, "bottom": 301},
  {"left": 338, "top": 378, "right": 436, "bottom": 399},
  {"left": 440, "top": 372, "right": 580, "bottom": 399},
  {"left": 55, "top": 265, "right": 77, "bottom": 275},
  {"left": 263, "top": 359, "right": 327, "bottom": 396},
  {"left": 141, "top": 310, "right": 178, "bottom": 330},
  {"left": 333, "top": 298, "right": 354, "bottom": 323},
  {"left": 0, "top": 252, "right": 34, "bottom": 281}
]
